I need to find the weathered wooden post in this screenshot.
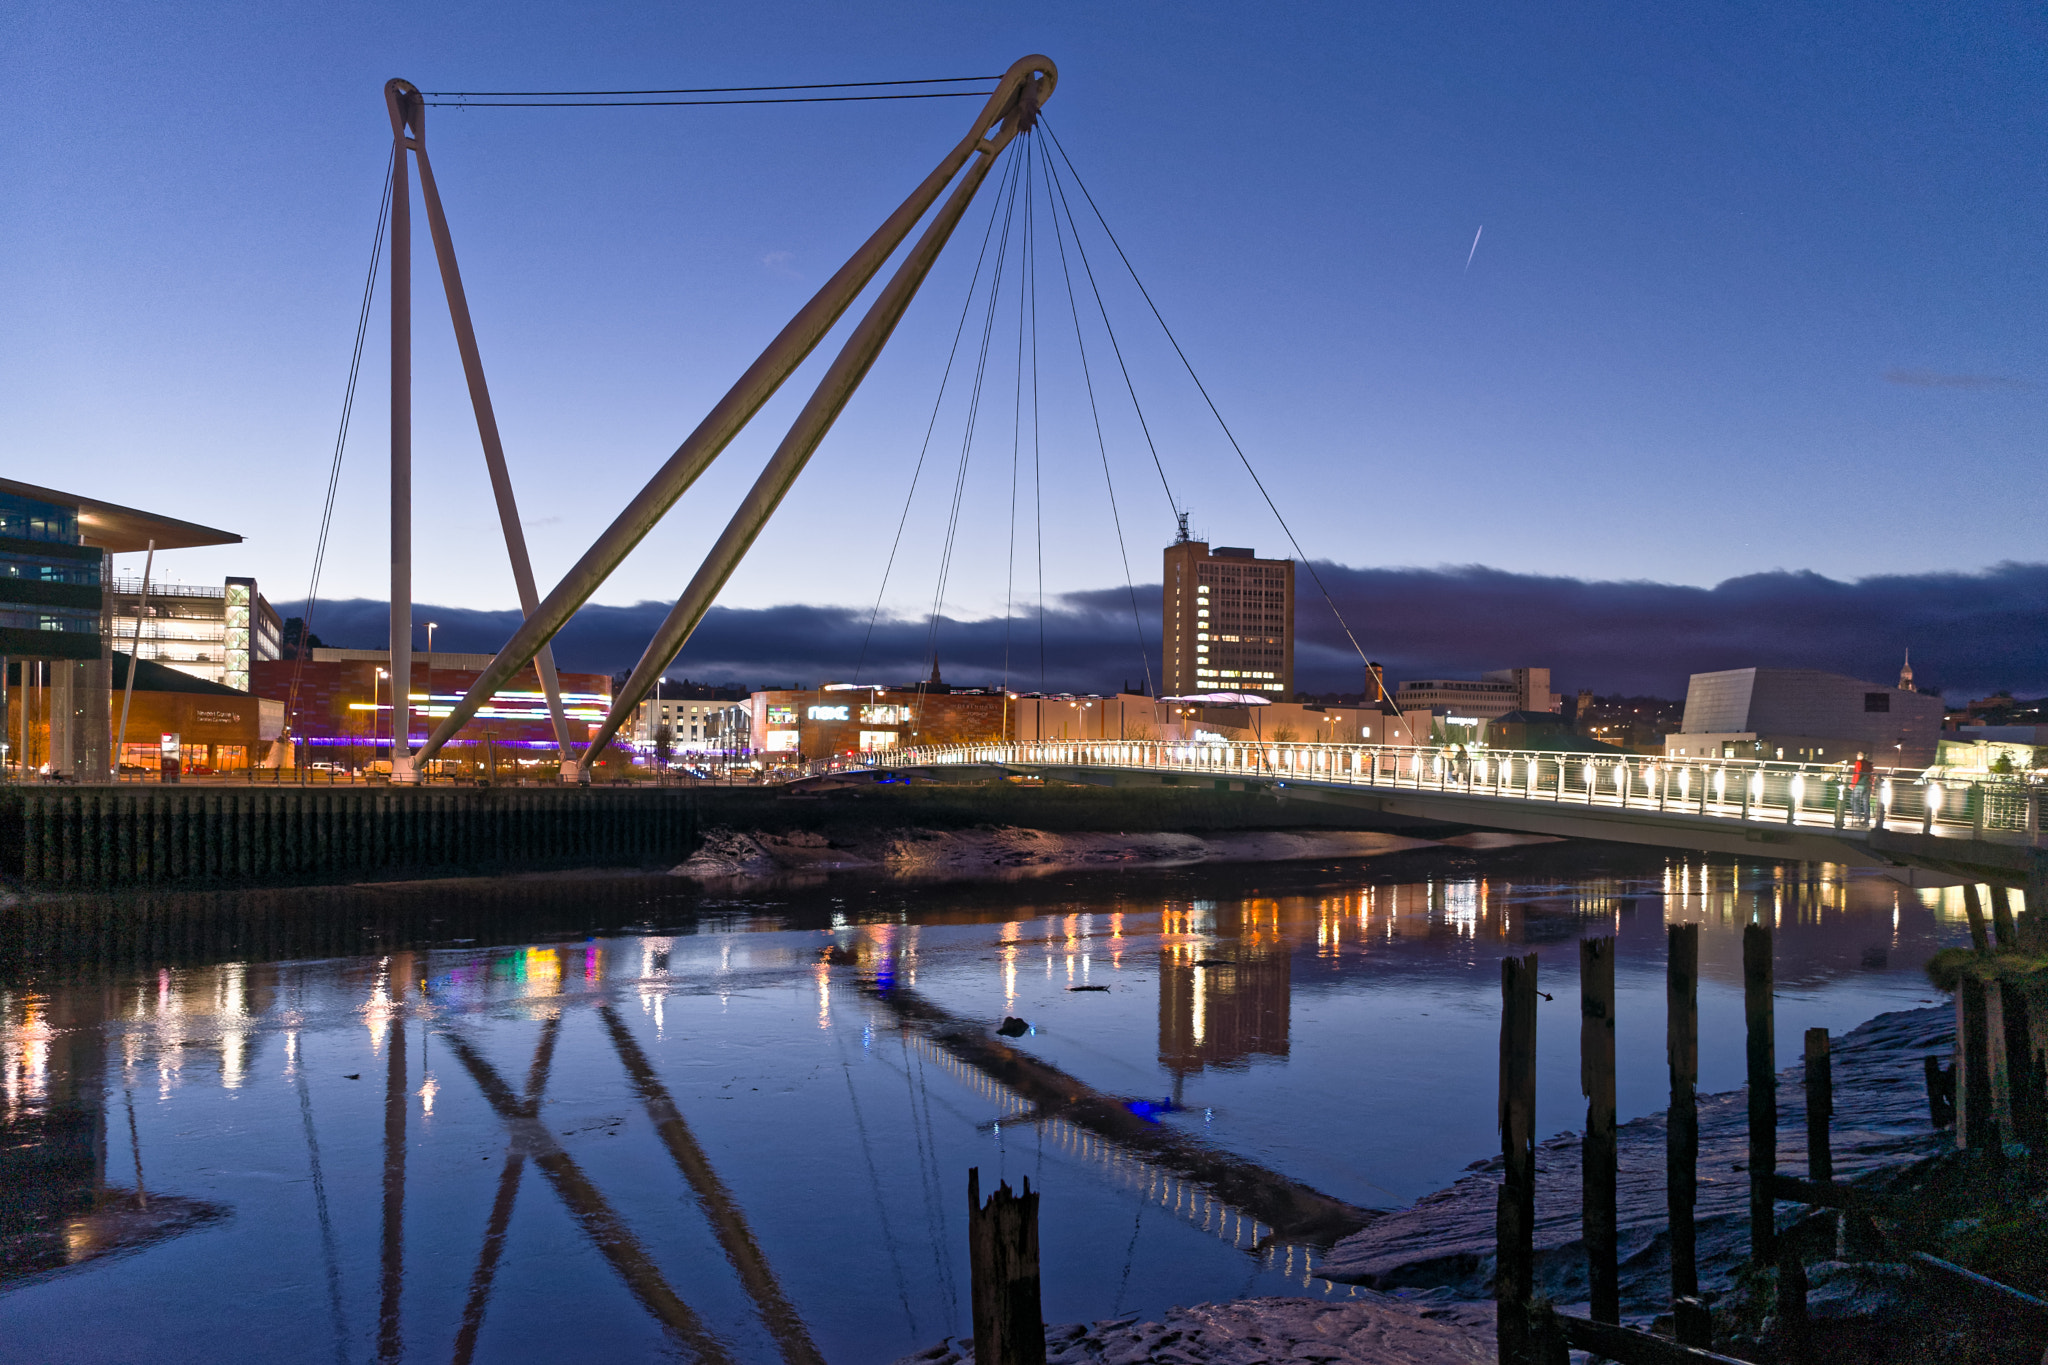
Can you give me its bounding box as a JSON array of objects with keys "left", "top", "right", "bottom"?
[
  {"left": 1668, "top": 922, "right": 1702, "bottom": 1334},
  {"left": 1775, "top": 1248, "right": 1809, "bottom": 1355},
  {"left": 1580, "top": 936, "right": 1618, "bottom": 1324},
  {"left": 1998, "top": 982, "right": 2041, "bottom": 1149},
  {"left": 1804, "top": 1028, "right": 1833, "bottom": 1185},
  {"left": 1962, "top": 883, "right": 1992, "bottom": 955},
  {"left": 1923, "top": 1055, "right": 1956, "bottom": 1128},
  {"left": 1957, "top": 977, "right": 1994, "bottom": 1151},
  {"left": 1990, "top": 885, "right": 2019, "bottom": 951},
  {"left": 967, "top": 1167, "right": 1044, "bottom": 1365},
  {"left": 1497, "top": 953, "right": 1539, "bottom": 1365},
  {"left": 1743, "top": 921, "right": 1776, "bottom": 1265}
]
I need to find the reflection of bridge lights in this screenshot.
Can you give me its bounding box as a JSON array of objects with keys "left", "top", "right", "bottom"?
[
  {"left": 364, "top": 959, "right": 397, "bottom": 1054},
  {"left": 1444, "top": 881, "right": 1480, "bottom": 935}
]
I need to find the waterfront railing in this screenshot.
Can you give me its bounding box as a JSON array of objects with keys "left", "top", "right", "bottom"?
[{"left": 803, "top": 739, "right": 2044, "bottom": 848}]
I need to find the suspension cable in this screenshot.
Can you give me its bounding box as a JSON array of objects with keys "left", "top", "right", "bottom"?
[
  {"left": 1031, "top": 148, "right": 1179, "bottom": 523},
  {"left": 1041, "top": 118, "right": 1375, "bottom": 679},
  {"left": 282, "top": 149, "right": 395, "bottom": 757},
  {"left": 852, "top": 151, "right": 1022, "bottom": 685},
  {"left": 1037, "top": 139, "right": 1155, "bottom": 697},
  {"left": 1002, "top": 153, "right": 1033, "bottom": 694},
  {"left": 920, "top": 149, "right": 1027, "bottom": 682},
  {"left": 1028, "top": 152, "right": 1047, "bottom": 694},
  {"left": 425, "top": 92, "right": 994, "bottom": 109},
  {"left": 424, "top": 76, "right": 1001, "bottom": 96}
]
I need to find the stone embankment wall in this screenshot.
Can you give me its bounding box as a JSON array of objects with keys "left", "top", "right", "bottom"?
[
  {"left": 0, "top": 779, "right": 1431, "bottom": 891},
  {"left": 0, "top": 786, "right": 697, "bottom": 889}
]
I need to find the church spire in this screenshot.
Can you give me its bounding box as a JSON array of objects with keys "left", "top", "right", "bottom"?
[{"left": 1898, "top": 649, "right": 1914, "bottom": 691}]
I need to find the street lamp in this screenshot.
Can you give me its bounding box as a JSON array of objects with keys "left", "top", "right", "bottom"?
[
  {"left": 374, "top": 667, "right": 389, "bottom": 779},
  {"left": 422, "top": 622, "right": 437, "bottom": 775}
]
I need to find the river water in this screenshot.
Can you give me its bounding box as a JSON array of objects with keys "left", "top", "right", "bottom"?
[{"left": 0, "top": 840, "right": 1971, "bottom": 1363}]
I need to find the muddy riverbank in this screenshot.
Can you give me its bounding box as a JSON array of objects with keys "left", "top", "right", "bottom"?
[
  {"left": 672, "top": 823, "right": 1554, "bottom": 882},
  {"left": 1317, "top": 1003, "right": 1952, "bottom": 1315}
]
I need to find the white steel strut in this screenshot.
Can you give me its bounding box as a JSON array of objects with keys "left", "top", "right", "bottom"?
[
  {"left": 399, "top": 55, "right": 1059, "bottom": 779},
  {"left": 383, "top": 80, "right": 578, "bottom": 782}
]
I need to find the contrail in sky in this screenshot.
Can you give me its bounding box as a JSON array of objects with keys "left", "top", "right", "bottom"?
[{"left": 1465, "top": 225, "right": 1483, "bottom": 272}]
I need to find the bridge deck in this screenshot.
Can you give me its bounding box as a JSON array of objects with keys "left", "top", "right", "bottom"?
[{"left": 828, "top": 740, "right": 2046, "bottom": 888}]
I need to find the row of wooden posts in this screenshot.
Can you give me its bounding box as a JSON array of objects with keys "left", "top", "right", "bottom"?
[
  {"left": 953, "top": 902, "right": 2028, "bottom": 1365},
  {"left": 1499, "top": 908, "right": 2046, "bottom": 1365},
  {"left": 1496, "top": 922, "right": 1817, "bottom": 1365}
]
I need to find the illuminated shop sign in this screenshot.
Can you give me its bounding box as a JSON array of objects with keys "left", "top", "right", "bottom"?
[
  {"left": 806, "top": 705, "right": 849, "bottom": 721},
  {"left": 766, "top": 706, "right": 797, "bottom": 725},
  {"left": 859, "top": 704, "right": 908, "bottom": 725}
]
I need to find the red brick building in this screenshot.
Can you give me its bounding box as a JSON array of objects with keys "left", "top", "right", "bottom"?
[{"left": 251, "top": 649, "right": 612, "bottom": 774}]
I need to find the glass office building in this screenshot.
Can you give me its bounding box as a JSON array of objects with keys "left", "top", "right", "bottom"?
[
  {"left": 2, "top": 478, "right": 241, "bottom": 780},
  {"left": 0, "top": 488, "right": 105, "bottom": 662}
]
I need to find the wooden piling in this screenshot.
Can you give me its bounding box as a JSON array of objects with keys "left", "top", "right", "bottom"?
[
  {"left": 1667, "top": 922, "right": 1701, "bottom": 1311},
  {"left": 1999, "top": 982, "right": 2040, "bottom": 1149},
  {"left": 1962, "top": 883, "right": 1992, "bottom": 954},
  {"left": 1497, "top": 953, "right": 1539, "bottom": 1365},
  {"left": 1743, "top": 921, "right": 1776, "bottom": 1265},
  {"left": 967, "top": 1167, "right": 1045, "bottom": 1365},
  {"left": 1957, "top": 977, "right": 1993, "bottom": 1151},
  {"left": 1924, "top": 1055, "right": 1956, "bottom": 1129},
  {"left": 1579, "top": 936, "right": 1618, "bottom": 1324},
  {"left": 1775, "top": 1247, "right": 1809, "bottom": 1356},
  {"left": 1990, "top": 885, "right": 2019, "bottom": 951},
  {"left": 1804, "top": 1028, "right": 1833, "bottom": 1184},
  {"left": 1672, "top": 1296, "right": 1712, "bottom": 1351}
]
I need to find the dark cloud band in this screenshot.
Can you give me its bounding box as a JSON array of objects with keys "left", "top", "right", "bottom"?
[{"left": 280, "top": 560, "right": 2047, "bottom": 702}]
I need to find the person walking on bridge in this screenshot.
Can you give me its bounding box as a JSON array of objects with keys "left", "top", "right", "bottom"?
[{"left": 1847, "top": 752, "right": 1873, "bottom": 822}]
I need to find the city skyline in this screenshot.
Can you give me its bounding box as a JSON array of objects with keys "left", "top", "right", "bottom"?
[
  {"left": 283, "top": 555, "right": 2048, "bottom": 704},
  {"left": 10, "top": 2, "right": 2046, "bottom": 665}
]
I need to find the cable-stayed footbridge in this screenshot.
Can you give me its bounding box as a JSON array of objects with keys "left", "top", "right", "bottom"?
[{"left": 823, "top": 739, "right": 2048, "bottom": 897}]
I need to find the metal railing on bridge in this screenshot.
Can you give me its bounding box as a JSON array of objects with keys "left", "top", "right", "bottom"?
[{"left": 805, "top": 739, "right": 2046, "bottom": 848}]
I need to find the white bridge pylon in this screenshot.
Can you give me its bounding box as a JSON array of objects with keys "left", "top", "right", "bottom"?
[{"left": 381, "top": 57, "right": 1059, "bottom": 782}]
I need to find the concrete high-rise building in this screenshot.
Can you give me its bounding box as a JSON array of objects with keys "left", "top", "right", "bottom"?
[{"left": 1162, "top": 539, "right": 1293, "bottom": 697}]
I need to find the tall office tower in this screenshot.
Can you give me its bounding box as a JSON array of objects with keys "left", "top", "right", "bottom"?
[{"left": 1162, "top": 538, "right": 1294, "bottom": 696}]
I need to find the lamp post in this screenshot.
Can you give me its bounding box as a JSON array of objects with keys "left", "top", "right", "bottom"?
[
  {"left": 423, "top": 622, "right": 436, "bottom": 778},
  {"left": 375, "top": 667, "right": 389, "bottom": 780}
]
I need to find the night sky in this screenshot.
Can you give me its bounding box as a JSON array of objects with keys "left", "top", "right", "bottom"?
[{"left": 8, "top": 3, "right": 2045, "bottom": 697}]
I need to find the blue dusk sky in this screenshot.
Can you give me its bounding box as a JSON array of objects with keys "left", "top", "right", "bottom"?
[{"left": 5, "top": 3, "right": 2045, "bottom": 692}]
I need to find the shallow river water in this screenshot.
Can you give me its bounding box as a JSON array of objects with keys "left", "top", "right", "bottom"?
[{"left": 0, "top": 840, "right": 1972, "bottom": 1363}]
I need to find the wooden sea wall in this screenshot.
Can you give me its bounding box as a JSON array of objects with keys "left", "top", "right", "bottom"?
[{"left": 0, "top": 785, "right": 697, "bottom": 889}]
